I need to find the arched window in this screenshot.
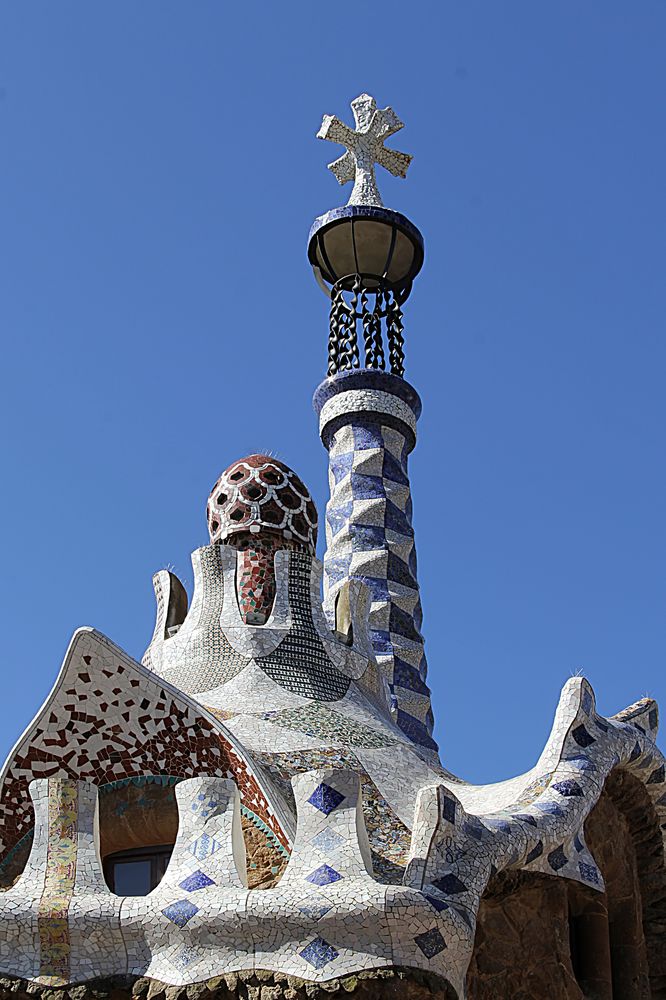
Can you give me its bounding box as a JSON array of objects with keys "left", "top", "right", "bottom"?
[
  {"left": 98, "top": 776, "right": 179, "bottom": 895},
  {"left": 103, "top": 844, "right": 174, "bottom": 895}
]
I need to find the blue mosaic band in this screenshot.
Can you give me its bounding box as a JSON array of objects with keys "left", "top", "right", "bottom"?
[{"left": 314, "top": 370, "right": 437, "bottom": 753}]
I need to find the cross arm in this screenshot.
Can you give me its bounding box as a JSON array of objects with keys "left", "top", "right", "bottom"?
[
  {"left": 317, "top": 114, "right": 358, "bottom": 150},
  {"left": 376, "top": 145, "right": 413, "bottom": 179},
  {"left": 328, "top": 151, "right": 356, "bottom": 186},
  {"left": 370, "top": 106, "right": 405, "bottom": 140}
]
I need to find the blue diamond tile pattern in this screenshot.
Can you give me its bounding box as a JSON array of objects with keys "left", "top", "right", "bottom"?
[
  {"left": 563, "top": 755, "right": 596, "bottom": 773},
  {"left": 514, "top": 812, "right": 538, "bottom": 827},
  {"left": 414, "top": 927, "right": 447, "bottom": 959},
  {"left": 171, "top": 947, "right": 198, "bottom": 970},
  {"left": 307, "top": 782, "right": 345, "bottom": 815},
  {"left": 486, "top": 817, "right": 511, "bottom": 833},
  {"left": 579, "top": 861, "right": 600, "bottom": 884},
  {"left": 552, "top": 779, "right": 584, "bottom": 797},
  {"left": 313, "top": 379, "right": 437, "bottom": 751},
  {"left": 432, "top": 873, "right": 467, "bottom": 895},
  {"left": 187, "top": 833, "right": 222, "bottom": 860},
  {"left": 548, "top": 845, "right": 568, "bottom": 871},
  {"left": 424, "top": 893, "right": 449, "bottom": 913},
  {"left": 535, "top": 801, "right": 564, "bottom": 816},
  {"left": 297, "top": 896, "right": 333, "bottom": 920},
  {"left": 572, "top": 725, "right": 595, "bottom": 748},
  {"left": 454, "top": 905, "right": 473, "bottom": 930},
  {"left": 310, "top": 829, "right": 345, "bottom": 854},
  {"left": 305, "top": 863, "right": 343, "bottom": 887},
  {"left": 162, "top": 899, "right": 199, "bottom": 928},
  {"left": 300, "top": 937, "right": 340, "bottom": 970},
  {"left": 191, "top": 793, "right": 219, "bottom": 818},
  {"left": 525, "top": 841, "right": 544, "bottom": 864},
  {"left": 440, "top": 794, "right": 457, "bottom": 824},
  {"left": 179, "top": 869, "right": 216, "bottom": 892}
]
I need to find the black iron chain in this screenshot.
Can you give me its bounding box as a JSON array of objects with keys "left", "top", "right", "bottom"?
[
  {"left": 327, "top": 277, "right": 405, "bottom": 377},
  {"left": 387, "top": 294, "right": 405, "bottom": 376}
]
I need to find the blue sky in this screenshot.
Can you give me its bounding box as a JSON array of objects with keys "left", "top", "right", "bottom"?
[{"left": 1, "top": 2, "right": 664, "bottom": 783}]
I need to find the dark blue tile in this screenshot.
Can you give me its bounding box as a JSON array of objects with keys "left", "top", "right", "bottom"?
[
  {"left": 440, "top": 793, "right": 457, "bottom": 825},
  {"left": 307, "top": 783, "right": 345, "bottom": 815},
  {"left": 305, "top": 864, "right": 343, "bottom": 887},
  {"left": 424, "top": 893, "right": 449, "bottom": 913},
  {"left": 162, "top": 899, "right": 199, "bottom": 928},
  {"left": 179, "top": 870, "right": 215, "bottom": 893},
  {"left": 414, "top": 927, "right": 446, "bottom": 959},
  {"left": 525, "top": 841, "right": 543, "bottom": 864},
  {"left": 514, "top": 813, "right": 538, "bottom": 827},
  {"left": 572, "top": 725, "right": 595, "bottom": 748},
  {"left": 548, "top": 845, "right": 568, "bottom": 871},
  {"left": 579, "top": 861, "right": 600, "bottom": 884},
  {"left": 552, "top": 779, "right": 583, "bottom": 797},
  {"left": 432, "top": 873, "right": 467, "bottom": 895},
  {"left": 300, "top": 937, "right": 339, "bottom": 970}
]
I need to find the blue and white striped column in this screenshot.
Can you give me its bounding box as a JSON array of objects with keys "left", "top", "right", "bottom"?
[{"left": 313, "top": 370, "right": 437, "bottom": 756}]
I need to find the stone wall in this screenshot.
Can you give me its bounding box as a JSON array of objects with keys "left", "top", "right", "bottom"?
[
  {"left": 590, "top": 770, "right": 666, "bottom": 999},
  {"left": 465, "top": 870, "right": 582, "bottom": 1000},
  {"left": 0, "top": 968, "right": 454, "bottom": 1000}
]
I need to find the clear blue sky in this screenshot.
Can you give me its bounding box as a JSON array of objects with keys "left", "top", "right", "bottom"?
[{"left": 1, "top": 3, "right": 664, "bottom": 784}]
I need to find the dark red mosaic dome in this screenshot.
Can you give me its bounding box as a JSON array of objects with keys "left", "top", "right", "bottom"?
[{"left": 207, "top": 455, "right": 318, "bottom": 554}]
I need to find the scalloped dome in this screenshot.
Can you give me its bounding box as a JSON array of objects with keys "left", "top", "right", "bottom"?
[{"left": 206, "top": 454, "right": 318, "bottom": 553}]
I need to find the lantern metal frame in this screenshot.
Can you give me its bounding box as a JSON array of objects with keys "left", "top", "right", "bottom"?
[
  {"left": 308, "top": 205, "right": 424, "bottom": 295},
  {"left": 308, "top": 206, "right": 424, "bottom": 377}
]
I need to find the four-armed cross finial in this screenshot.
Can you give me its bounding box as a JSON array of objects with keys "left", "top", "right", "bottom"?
[{"left": 317, "top": 93, "right": 412, "bottom": 208}]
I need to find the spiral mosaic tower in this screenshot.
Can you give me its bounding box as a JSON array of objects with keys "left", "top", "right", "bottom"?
[{"left": 310, "top": 94, "right": 435, "bottom": 752}]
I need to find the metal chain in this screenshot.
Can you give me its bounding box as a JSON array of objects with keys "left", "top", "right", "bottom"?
[
  {"left": 346, "top": 274, "right": 361, "bottom": 369},
  {"left": 328, "top": 285, "right": 348, "bottom": 376},
  {"left": 361, "top": 289, "right": 374, "bottom": 367},
  {"left": 339, "top": 292, "right": 355, "bottom": 371},
  {"left": 328, "top": 278, "right": 405, "bottom": 377},
  {"left": 387, "top": 292, "right": 405, "bottom": 376},
  {"left": 372, "top": 288, "right": 386, "bottom": 371}
]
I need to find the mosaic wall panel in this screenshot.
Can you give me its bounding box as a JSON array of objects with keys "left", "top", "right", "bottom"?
[
  {"left": 255, "top": 554, "right": 351, "bottom": 701},
  {"left": 234, "top": 534, "right": 291, "bottom": 625},
  {"left": 0, "top": 628, "right": 289, "bottom": 870},
  {"left": 143, "top": 545, "right": 251, "bottom": 693}
]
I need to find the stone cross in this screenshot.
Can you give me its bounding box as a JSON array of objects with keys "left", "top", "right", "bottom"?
[{"left": 317, "top": 93, "right": 412, "bottom": 208}]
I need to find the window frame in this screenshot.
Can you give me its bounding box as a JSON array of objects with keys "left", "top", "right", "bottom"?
[{"left": 103, "top": 843, "right": 174, "bottom": 895}]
